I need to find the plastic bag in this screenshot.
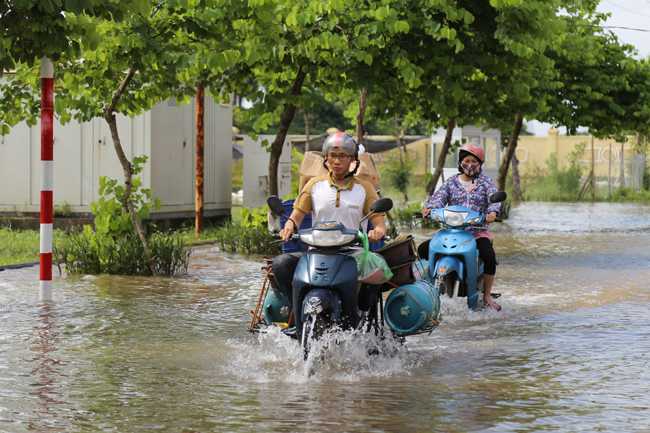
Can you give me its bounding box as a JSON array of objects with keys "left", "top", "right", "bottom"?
[{"left": 352, "top": 231, "right": 394, "bottom": 284}]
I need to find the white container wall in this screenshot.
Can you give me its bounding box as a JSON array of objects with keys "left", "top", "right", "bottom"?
[
  {"left": 242, "top": 135, "right": 291, "bottom": 209},
  {"left": 0, "top": 95, "right": 232, "bottom": 218},
  {"left": 429, "top": 124, "right": 501, "bottom": 186}
]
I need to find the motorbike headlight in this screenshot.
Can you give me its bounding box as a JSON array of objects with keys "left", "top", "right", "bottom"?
[
  {"left": 443, "top": 210, "right": 469, "bottom": 227},
  {"left": 300, "top": 230, "right": 356, "bottom": 247}
]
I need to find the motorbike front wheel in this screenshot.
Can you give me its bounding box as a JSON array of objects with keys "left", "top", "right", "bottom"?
[
  {"left": 434, "top": 274, "right": 463, "bottom": 298},
  {"left": 301, "top": 313, "right": 330, "bottom": 360}
]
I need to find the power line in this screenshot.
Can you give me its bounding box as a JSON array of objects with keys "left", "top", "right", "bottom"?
[
  {"left": 568, "top": 24, "right": 650, "bottom": 32},
  {"left": 603, "top": 0, "right": 650, "bottom": 18}
]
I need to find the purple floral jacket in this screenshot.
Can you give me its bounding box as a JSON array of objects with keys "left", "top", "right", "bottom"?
[{"left": 426, "top": 173, "right": 501, "bottom": 234}]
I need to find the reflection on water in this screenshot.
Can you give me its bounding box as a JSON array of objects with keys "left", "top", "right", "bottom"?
[
  {"left": 0, "top": 202, "right": 649, "bottom": 432},
  {"left": 27, "top": 304, "right": 70, "bottom": 431}
]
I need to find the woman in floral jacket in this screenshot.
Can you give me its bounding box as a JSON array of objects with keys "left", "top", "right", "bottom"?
[{"left": 419, "top": 142, "right": 502, "bottom": 311}]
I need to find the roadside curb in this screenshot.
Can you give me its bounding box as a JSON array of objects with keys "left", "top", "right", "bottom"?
[
  {"left": 0, "top": 241, "right": 217, "bottom": 273},
  {"left": 0, "top": 262, "right": 40, "bottom": 272}
]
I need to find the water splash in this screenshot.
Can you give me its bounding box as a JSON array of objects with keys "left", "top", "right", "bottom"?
[{"left": 221, "top": 326, "right": 421, "bottom": 384}]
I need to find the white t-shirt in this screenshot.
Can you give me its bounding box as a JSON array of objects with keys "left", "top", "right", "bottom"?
[{"left": 294, "top": 174, "right": 381, "bottom": 231}]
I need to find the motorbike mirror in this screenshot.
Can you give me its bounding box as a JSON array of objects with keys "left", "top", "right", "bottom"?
[
  {"left": 370, "top": 197, "right": 393, "bottom": 213},
  {"left": 489, "top": 191, "right": 507, "bottom": 203},
  {"left": 359, "top": 197, "right": 393, "bottom": 230},
  {"left": 267, "top": 195, "right": 286, "bottom": 215}
]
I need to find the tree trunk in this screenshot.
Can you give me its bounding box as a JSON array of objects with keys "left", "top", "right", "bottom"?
[
  {"left": 268, "top": 68, "right": 306, "bottom": 197},
  {"left": 104, "top": 65, "right": 157, "bottom": 277},
  {"left": 632, "top": 132, "right": 642, "bottom": 188},
  {"left": 619, "top": 140, "right": 626, "bottom": 188},
  {"left": 608, "top": 142, "right": 612, "bottom": 196},
  {"left": 511, "top": 153, "right": 522, "bottom": 199},
  {"left": 355, "top": 88, "right": 367, "bottom": 145},
  {"left": 303, "top": 109, "right": 310, "bottom": 152},
  {"left": 496, "top": 110, "right": 524, "bottom": 191},
  {"left": 394, "top": 116, "right": 404, "bottom": 166},
  {"left": 591, "top": 135, "right": 595, "bottom": 199},
  {"left": 425, "top": 117, "right": 456, "bottom": 197},
  {"left": 394, "top": 116, "right": 408, "bottom": 203},
  {"left": 195, "top": 85, "right": 204, "bottom": 235}
]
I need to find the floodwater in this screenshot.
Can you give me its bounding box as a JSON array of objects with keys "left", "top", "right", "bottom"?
[{"left": 1, "top": 202, "right": 649, "bottom": 432}]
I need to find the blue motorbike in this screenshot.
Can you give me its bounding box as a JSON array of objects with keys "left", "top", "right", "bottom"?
[
  {"left": 417, "top": 191, "right": 507, "bottom": 310},
  {"left": 255, "top": 195, "right": 441, "bottom": 359}
]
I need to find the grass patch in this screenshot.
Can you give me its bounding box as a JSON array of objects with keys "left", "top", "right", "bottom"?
[
  {"left": 519, "top": 145, "right": 650, "bottom": 203},
  {"left": 0, "top": 228, "right": 40, "bottom": 266},
  {"left": 0, "top": 228, "right": 67, "bottom": 266}
]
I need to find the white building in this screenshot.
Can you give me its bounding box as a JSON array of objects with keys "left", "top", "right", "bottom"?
[
  {"left": 0, "top": 96, "right": 233, "bottom": 225},
  {"left": 430, "top": 124, "right": 501, "bottom": 190}
]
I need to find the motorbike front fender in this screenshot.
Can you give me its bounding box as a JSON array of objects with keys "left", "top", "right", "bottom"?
[
  {"left": 301, "top": 289, "right": 342, "bottom": 322},
  {"left": 433, "top": 255, "right": 463, "bottom": 279}
]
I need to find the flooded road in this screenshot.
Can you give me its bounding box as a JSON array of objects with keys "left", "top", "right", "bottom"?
[{"left": 1, "top": 202, "right": 649, "bottom": 432}]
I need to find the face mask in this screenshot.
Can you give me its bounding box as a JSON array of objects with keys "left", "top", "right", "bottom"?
[{"left": 461, "top": 163, "right": 480, "bottom": 177}]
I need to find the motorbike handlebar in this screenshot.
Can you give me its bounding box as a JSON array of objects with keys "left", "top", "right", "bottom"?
[
  {"left": 411, "top": 210, "right": 502, "bottom": 224},
  {"left": 273, "top": 232, "right": 390, "bottom": 245},
  {"left": 271, "top": 232, "right": 300, "bottom": 243}
]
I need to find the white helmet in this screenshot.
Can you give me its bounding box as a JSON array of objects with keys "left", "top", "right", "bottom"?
[{"left": 322, "top": 132, "right": 359, "bottom": 156}]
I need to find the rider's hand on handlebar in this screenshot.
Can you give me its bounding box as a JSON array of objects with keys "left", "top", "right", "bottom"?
[
  {"left": 485, "top": 211, "right": 498, "bottom": 223},
  {"left": 368, "top": 226, "right": 387, "bottom": 242},
  {"left": 279, "top": 225, "right": 294, "bottom": 243},
  {"left": 421, "top": 208, "right": 432, "bottom": 218}
]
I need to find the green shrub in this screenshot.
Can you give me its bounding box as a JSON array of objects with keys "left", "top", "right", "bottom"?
[
  {"left": 55, "top": 227, "right": 191, "bottom": 276},
  {"left": 208, "top": 223, "right": 281, "bottom": 255},
  {"left": 203, "top": 205, "right": 281, "bottom": 256},
  {"left": 90, "top": 156, "right": 161, "bottom": 239},
  {"left": 55, "top": 156, "right": 191, "bottom": 276},
  {"left": 389, "top": 201, "right": 438, "bottom": 229},
  {"left": 53, "top": 200, "right": 71, "bottom": 218},
  {"left": 380, "top": 150, "right": 416, "bottom": 204},
  {"left": 610, "top": 187, "right": 650, "bottom": 202}
]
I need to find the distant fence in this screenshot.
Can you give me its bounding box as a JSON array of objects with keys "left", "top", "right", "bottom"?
[{"left": 517, "top": 130, "right": 647, "bottom": 189}]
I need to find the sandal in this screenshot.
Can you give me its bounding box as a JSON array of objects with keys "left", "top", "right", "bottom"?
[{"left": 485, "top": 299, "right": 502, "bottom": 312}]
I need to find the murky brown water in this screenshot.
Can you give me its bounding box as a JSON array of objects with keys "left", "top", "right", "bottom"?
[{"left": 1, "top": 202, "right": 649, "bottom": 432}]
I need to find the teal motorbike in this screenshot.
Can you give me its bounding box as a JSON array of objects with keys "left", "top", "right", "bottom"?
[{"left": 416, "top": 191, "right": 507, "bottom": 310}]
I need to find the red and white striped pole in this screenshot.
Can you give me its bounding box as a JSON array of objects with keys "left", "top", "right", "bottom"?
[{"left": 40, "top": 57, "right": 54, "bottom": 301}]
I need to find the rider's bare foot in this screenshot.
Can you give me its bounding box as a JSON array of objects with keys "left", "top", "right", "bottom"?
[{"left": 484, "top": 298, "right": 502, "bottom": 311}]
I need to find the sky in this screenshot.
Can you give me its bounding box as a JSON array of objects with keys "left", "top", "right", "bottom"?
[{"left": 527, "top": 0, "right": 650, "bottom": 135}]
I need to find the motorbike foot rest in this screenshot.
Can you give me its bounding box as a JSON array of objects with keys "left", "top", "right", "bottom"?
[{"left": 491, "top": 293, "right": 501, "bottom": 299}]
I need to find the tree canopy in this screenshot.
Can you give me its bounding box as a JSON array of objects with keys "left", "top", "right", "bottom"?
[{"left": 1, "top": 0, "right": 649, "bottom": 195}]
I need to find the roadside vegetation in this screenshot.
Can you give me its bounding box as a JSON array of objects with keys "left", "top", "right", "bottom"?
[
  {"left": 0, "top": 228, "right": 61, "bottom": 267},
  {"left": 515, "top": 146, "right": 650, "bottom": 203},
  {"left": 51, "top": 159, "right": 193, "bottom": 276}
]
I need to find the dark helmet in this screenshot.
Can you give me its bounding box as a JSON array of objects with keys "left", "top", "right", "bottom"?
[{"left": 322, "top": 132, "right": 359, "bottom": 156}]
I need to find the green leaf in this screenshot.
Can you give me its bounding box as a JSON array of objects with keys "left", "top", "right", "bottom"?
[{"left": 375, "top": 6, "right": 389, "bottom": 21}]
